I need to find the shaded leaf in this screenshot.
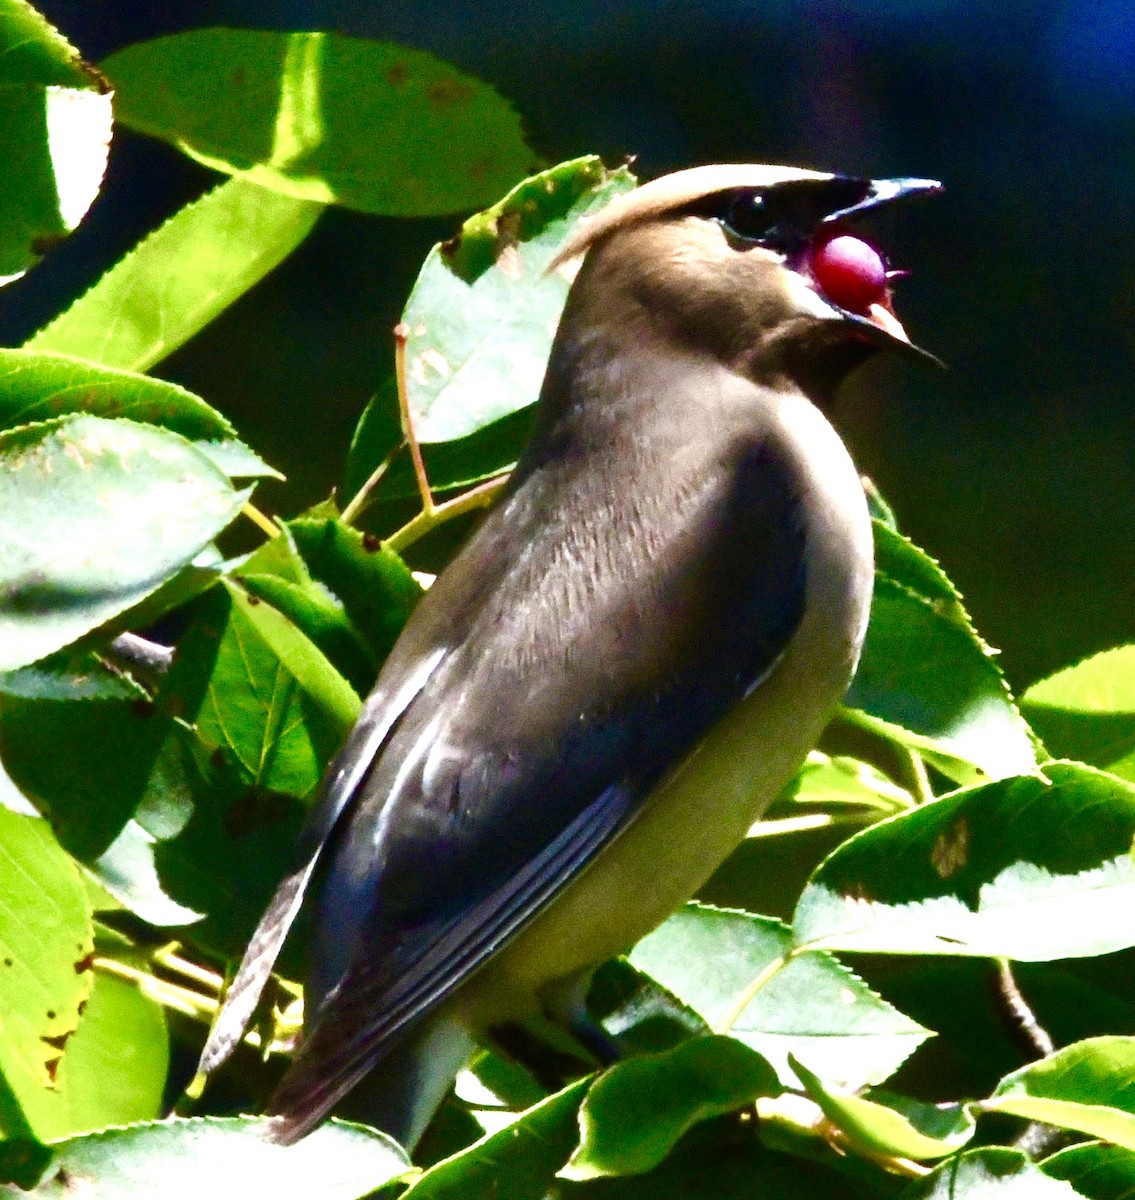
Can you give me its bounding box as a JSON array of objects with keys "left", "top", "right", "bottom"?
[
  {"left": 26, "top": 178, "right": 321, "bottom": 372},
  {"left": 630, "top": 905, "right": 929, "bottom": 1090},
  {"left": 847, "top": 524, "right": 1037, "bottom": 783},
  {"left": 86, "top": 817, "right": 200, "bottom": 928},
  {"left": 1023, "top": 644, "right": 1135, "bottom": 785},
  {"left": 0, "top": 809, "right": 93, "bottom": 1142},
  {"left": 236, "top": 529, "right": 378, "bottom": 696},
  {"left": 19, "top": 1116, "right": 408, "bottom": 1199},
  {"left": 0, "top": 645, "right": 145, "bottom": 701},
  {"left": 983, "top": 1036, "right": 1135, "bottom": 1150},
  {"left": 0, "top": 1, "right": 111, "bottom": 284},
  {"left": 403, "top": 156, "right": 636, "bottom": 442},
  {"left": 0, "top": 414, "right": 249, "bottom": 670},
  {"left": 794, "top": 761, "right": 1135, "bottom": 960},
  {"left": 1042, "top": 1141, "right": 1135, "bottom": 1199},
  {"left": 287, "top": 515, "right": 421, "bottom": 664},
  {"left": 903, "top": 1148, "right": 1082, "bottom": 1198},
  {"left": 103, "top": 30, "right": 532, "bottom": 216},
  {"left": 402, "top": 1079, "right": 588, "bottom": 1199},
  {"left": 0, "top": 696, "right": 173, "bottom": 860},
  {"left": 791, "top": 1056, "right": 974, "bottom": 1161},
  {"left": 167, "top": 579, "right": 359, "bottom": 797},
  {"left": 561, "top": 1037, "right": 780, "bottom": 1181}
]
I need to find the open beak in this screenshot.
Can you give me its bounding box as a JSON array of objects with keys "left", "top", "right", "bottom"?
[{"left": 822, "top": 175, "right": 943, "bottom": 364}]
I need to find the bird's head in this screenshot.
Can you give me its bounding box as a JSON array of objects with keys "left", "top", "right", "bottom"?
[{"left": 548, "top": 164, "right": 941, "bottom": 400}]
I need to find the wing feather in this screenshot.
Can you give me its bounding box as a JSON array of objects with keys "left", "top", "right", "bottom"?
[{"left": 197, "top": 646, "right": 448, "bottom": 1074}]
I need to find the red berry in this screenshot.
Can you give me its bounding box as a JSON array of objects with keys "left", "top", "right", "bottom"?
[{"left": 811, "top": 234, "right": 887, "bottom": 315}]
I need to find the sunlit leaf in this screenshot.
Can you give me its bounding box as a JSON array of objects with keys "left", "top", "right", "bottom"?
[
  {"left": 630, "top": 905, "right": 929, "bottom": 1090},
  {"left": 21, "top": 1116, "right": 408, "bottom": 1198},
  {"left": 1023, "top": 644, "right": 1135, "bottom": 785},
  {"left": 983, "top": 1036, "right": 1135, "bottom": 1149},
  {"left": 0, "top": 808, "right": 93, "bottom": 1141},
  {"left": 791, "top": 1056, "right": 974, "bottom": 1161},
  {"left": 0, "top": 349, "right": 279, "bottom": 479},
  {"left": 847, "top": 523, "right": 1037, "bottom": 783},
  {"left": 402, "top": 156, "right": 636, "bottom": 442},
  {"left": 0, "top": 415, "right": 249, "bottom": 670},
  {"left": 561, "top": 1037, "right": 779, "bottom": 1180},
  {"left": 793, "top": 761, "right": 1135, "bottom": 959},
  {"left": 26, "top": 178, "right": 322, "bottom": 372},
  {"left": 103, "top": 29, "right": 532, "bottom": 215},
  {"left": 0, "top": 0, "right": 111, "bottom": 284},
  {"left": 1042, "top": 1141, "right": 1135, "bottom": 1199},
  {"left": 402, "top": 1080, "right": 588, "bottom": 1199}
]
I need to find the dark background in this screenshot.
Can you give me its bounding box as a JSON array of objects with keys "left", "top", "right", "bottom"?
[{"left": 4, "top": 1, "right": 1133, "bottom": 690}]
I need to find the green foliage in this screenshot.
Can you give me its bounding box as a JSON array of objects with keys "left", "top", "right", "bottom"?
[
  {"left": 1, "top": 6, "right": 1134, "bottom": 1197},
  {"left": 0, "top": 0, "right": 111, "bottom": 284}
]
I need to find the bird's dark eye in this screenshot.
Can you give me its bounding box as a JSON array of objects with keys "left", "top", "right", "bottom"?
[{"left": 722, "top": 191, "right": 775, "bottom": 241}]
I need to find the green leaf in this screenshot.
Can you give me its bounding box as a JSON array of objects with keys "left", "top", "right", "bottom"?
[
  {"left": 0, "top": 1135, "right": 53, "bottom": 1190},
  {"left": 25, "top": 177, "right": 322, "bottom": 372},
  {"left": 402, "top": 1080, "right": 588, "bottom": 1199},
  {"left": 0, "top": 697, "right": 173, "bottom": 860},
  {"left": 1023, "top": 644, "right": 1135, "bottom": 785},
  {"left": 0, "top": 414, "right": 249, "bottom": 670},
  {"left": 629, "top": 905, "right": 930, "bottom": 1090},
  {"left": 846, "top": 523, "right": 1037, "bottom": 783},
  {"left": 236, "top": 528, "right": 379, "bottom": 696},
  {"left": 141, "top": 583, "right": 359, "bottom": 956},
  {"left": 0, "top": 349, "right": 280, "bottom": 479},
  {"left": 102, "top": 30, "right": 533, "bottom": 216},
  {"left": 793, "top": 761, "right": 1135, "bottom": 959},
  {"left": 287, "top": 516, "right": 421, "bottom": 664},
  {"left": 169, "top": 579, "right": 360, "bottom": 794},
  {"left": 791, "top": 1056, "right": 974, "bottom": 1161},
  {"left": 0, "top": 645, "right": 146, "bottom": 701},
  {"left": 0, "top": 0, "right": 111, "bottom": 284},
  {"left": 86, "top": 817, "right": 200, "bottom": 928},
  {"left": 42, "top": 970, "right": 169, "bottom": 1138},
  {"left": 1042, "top": 1141, "right": 1135, "bottom": 1199},
  {"left": 763, "top": 751, "right": 914, "bottom": 826},
  {"left": 0, "top": 808, "right": 93, "bottom": 1142},
  {"left": 903, "top": 1148, "right": 1083, "bottom": 1198},
  {"left": 983, "top": 1036, "right": 1135, "bottom": 1149},
  {"left": 403, "top": 156, "right": 637, "bottom": 442},
  {"left": 561, "top": 1037, "right": 780, "bottom": 1181},
  {"left": 21, "top": 1116, "right": 408, "bottom": 1198}
]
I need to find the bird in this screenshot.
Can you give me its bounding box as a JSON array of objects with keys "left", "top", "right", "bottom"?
[{"left": 197, "top": 163, "right": 940, "bottom": 1150}]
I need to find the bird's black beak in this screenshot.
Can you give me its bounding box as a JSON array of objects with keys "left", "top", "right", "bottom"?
[{"left": 821, "top": 176, "right": 944, "bottom": 367}]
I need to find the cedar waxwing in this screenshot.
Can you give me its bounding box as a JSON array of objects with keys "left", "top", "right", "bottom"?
[{"left": 198, "top": 164, "right": 940, "bottom": 1149}]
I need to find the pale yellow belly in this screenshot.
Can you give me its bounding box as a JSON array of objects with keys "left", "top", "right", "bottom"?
[{"left": 458, "top": 395, "right": 874, "bottom": 1028}]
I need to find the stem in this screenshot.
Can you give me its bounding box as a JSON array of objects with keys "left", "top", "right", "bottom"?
[
  {"left": 395, "top": 321, "right": 435, "bottom": 517},
  {"left": 340, "top": 437, "right": 404, "bottom": 526},
  {"left": 94, "top": 955, "right": 217, "bottom": 1022},
  {"left": 384, "top": 472, "right": 510, "bottom": 555},
  {"left": 903, "top": 747, "right": 935, "bottom": 806},
  {"left": 242, "top": 501, "right": 280, "bottom": 539}
]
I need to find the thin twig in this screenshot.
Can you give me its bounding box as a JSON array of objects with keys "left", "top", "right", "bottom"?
[
  {"left": 395, "top": 321, "right": 435, "bottom": 516},
  {"left": 384, "top": 473, "right": 511, "bottom": 555},
  {"left": 241, "top": 501, "right": 281, "bottom": 539},
  {"left": 340, "top": 436, "right": 405, "bottom": 526}
]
